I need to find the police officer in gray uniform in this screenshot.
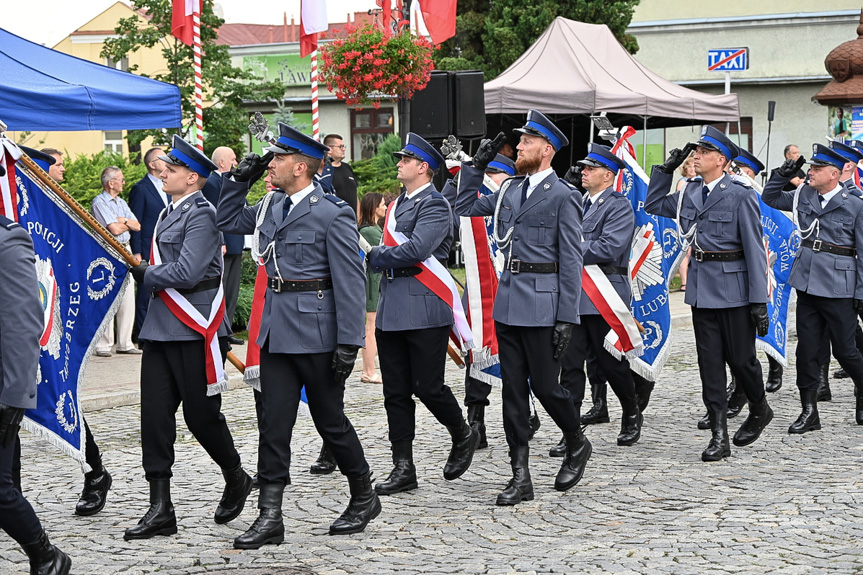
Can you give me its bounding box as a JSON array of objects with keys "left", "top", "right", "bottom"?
[
  {"left": 456, "top": 110, "right": 590, "bottom": 505},
  {"left": 0, "top": 214, "right": 72, "bottom": 575},
  {"left": 369, "top": 133, "right": 479, "bottom": 496},
  {"left": 218, "top": 123, "right": 380, "bottom": 545},
  {"left": 646, "top": 126, "right": 771, "bottom": 461},
  {"left": 125, "top": 135, "right": 252, "bottom": 541},
  {"left": 558, "top": 144, "right": 641, "bottom": 449},
  {"left": 763, "top": 144, "right": 863, "bottom": 431}
]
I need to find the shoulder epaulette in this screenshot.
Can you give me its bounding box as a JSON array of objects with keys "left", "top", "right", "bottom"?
[
  {"left": 0, "top": 215, "right": 19, "bottom": 230},
  {"left": 430, "top": 190, "right": 444, "bottom": 200},
  {"left": 195, "top": 197, "right": 211, "bottom": 208},
  {"left": 323, "top": 194, "right": 348, "bottom": 207}
]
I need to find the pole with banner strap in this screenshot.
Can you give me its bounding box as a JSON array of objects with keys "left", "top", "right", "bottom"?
[{"left": 193, "top": 5, "right": 204, "bottom": 150}]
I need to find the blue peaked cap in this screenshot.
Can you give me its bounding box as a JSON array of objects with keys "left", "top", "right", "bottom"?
[
  {"left": 514, "top": 109, "right": 569, "bottom": 151},
  {"left": 696, "top": 125, "right": 740, "bottom": 161},
  {"left": 733, "top": 149, "right": 765, "bottom": 175},
  {"left": 265, "top": 122, "right": 330, "bottom": 160},
  {"left": 159, "top": 135, "right": 217, "bottom": 178},
  {"left": 577, "top": 143, "right": 626, "bottom": 174},
  {"left": 486, "top": 153, "right": 516, "bottom": 176},
  {"left": 808, "top": 143, "right": 847, "bottom": 170},
  {"left": 393, "top": 132, "right": 445, "bottom": 173},
  {"left": 830, "top": 140, "right": 863, "bottom": 164}
]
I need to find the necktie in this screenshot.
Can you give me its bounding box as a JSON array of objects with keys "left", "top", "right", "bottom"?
[
  {"left": 583, "top": 197, "right": 592, "bottom": 216},
  {"left": 701, "top": 185, "right": 709, "bottom": 205},
  {"left": 520, "top": 179, "right": 530, "bottom": 206},
  {"left": 282, "top": 195, "right": 293, "bottom": 220},
  {"left": 821, "top": 195, "right": 828, "bottom": 209},
  {"left": 161, "top": 203, "right": 173, "bottom": 221}
]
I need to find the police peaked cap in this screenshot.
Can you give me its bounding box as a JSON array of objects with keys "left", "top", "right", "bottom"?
[
  {"left": 485, "top": 154, "right": 516, "bottom": 176},
  {"left": 577, "top": 143, "right": 626, "bottom": 174},
  {"left": 695, "top": 125, "right": 740, "bottom": 161},
  {"left": 265, "top": 122, "right": 330, "bottom": 160},
  {"left": 514, "top": 110, "right": 569, "bottom": 151},
  {"left": 830, "top": 140, "right": 863, "bottom": 164},
  {"left": 393, "top": 132, "right": 445, "bottom": 173},
  {"left": 733, "top": 149, "right": 765, "bottom": 175},
  {"left": 808, "top": 143, "right": 848, "bottom": 170},
  {"left": 159, "top": 135, "right": 217, "bottom": 178}
]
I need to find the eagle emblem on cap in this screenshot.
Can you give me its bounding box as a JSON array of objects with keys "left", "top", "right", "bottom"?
[
  {"left": 701, "top": 126, "right": 708, "bottom": 136},
  {"left": 813, "top": 144, "right": 818, "bottom": 155}
]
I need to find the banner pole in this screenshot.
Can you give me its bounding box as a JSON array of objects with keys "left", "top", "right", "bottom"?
[
  {"left": 311, "top": 48, "right": 320, "bottom": 141},
  {"left": 193, "top": 7, "right": 204, "bottom": 151}
]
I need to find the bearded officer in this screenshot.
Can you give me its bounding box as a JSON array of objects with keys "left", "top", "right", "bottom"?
[
  {"left": 455, "top": 110, "right": 589, "bottom": 505},
  {"left": 125, "top": 135, "right": 252, "bottom": 541},
  {"left": 763, "top": 144, "right": 863, "bottom": 432},
  {"left": 646, "top": 126, "right": 771, "bottom": 461},
  {"left": 217, "top": 123, "right": 380, "bottom": 545}
]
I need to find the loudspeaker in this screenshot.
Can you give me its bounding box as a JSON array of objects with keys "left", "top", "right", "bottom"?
[
  {"left": 453, "top": 70, "right": 485, "bottom": 138},
  {"left": 410, "top": 71, "right": 451, "bottom": 139},
  {"left": 767, "top": 101, "right": 776, "bottom": 122}
]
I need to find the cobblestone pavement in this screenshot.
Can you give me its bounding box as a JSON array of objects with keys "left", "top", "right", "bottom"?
[{"left": 3, "top": 321, "right": 863, "bottom": 575}]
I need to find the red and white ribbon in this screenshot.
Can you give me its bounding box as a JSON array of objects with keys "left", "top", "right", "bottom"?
[
  {"left": 583, "top": 264, "right": 643, "bottom": 360},
  {"left": 0, "top": 137, "right": 22, "bottom": 220}
]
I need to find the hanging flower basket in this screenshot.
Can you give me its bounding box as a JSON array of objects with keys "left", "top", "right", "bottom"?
[{"left": 320, "top": 24, "right": 434, "bottom": 109}]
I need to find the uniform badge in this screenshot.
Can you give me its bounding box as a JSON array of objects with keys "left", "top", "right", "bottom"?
[
  {"left": 544, "top": 183, "right": 551, "bottom": 190},
  {"left": 720, "top": 183, "right": 726, "bottom": 189},
  {"left": 182, "top": 202, "right": 191, "bottom": 211},
  {"left": 813, "top": 144, "right": 818, "bottom": 155},
  {"left": 843, "top": 193, "right": 848, "bottom": 198},
  {"left": 701, "top": 126, "right": 708, "bottom": 136},
  {"left": 598, "top": 198, "right": 605, "bottom": 205},
  {"left": 310, "top": 195, "right": 319, "bottom": 204}
]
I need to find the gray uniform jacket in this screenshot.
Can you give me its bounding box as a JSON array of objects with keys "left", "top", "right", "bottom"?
[
  {"left": 139, "top": 190, "right": 231, "bottom": 342},
  {"left": 369, "top": 185, "right": 455, "bottom": 331},
  {"left": 455, "top": 165, "right": 583, "bottom": 327},
  {"left": 581, "top": 188, "right": 634, "bottom": 316},
  {"left": 763, "top": 173, "right": 863, "bottom": 300},
  {"left": 842, "top": 178, "right": 863, "bottom": 199},
  {"left": 217, "top": 177, "right": 365, "bottom": 353},
  {"left": 0, "top": 217, "right": 43, "bottom": 409},
  {"left": 645, "top": 169, "right": 768, "bottom": 309}
]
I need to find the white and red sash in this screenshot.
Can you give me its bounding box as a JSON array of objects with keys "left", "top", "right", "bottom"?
[
  {"left": 150, "top": 225, "right": 227, "bottom": 396},
  {"left": 383, "top": 196, "right": 474, "bottom": 351},
  {"left": 583, "top": 264, "right": 643, "bottom": 360}
]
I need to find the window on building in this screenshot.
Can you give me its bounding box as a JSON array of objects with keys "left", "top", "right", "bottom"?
[
  {"left": 350, "top": 108, "right": 394, "bottom": 161},
  {"left": 103, "top": 131, "right": 124, "bottom": 153},
  {"left": 105, "top": 57, "right": 129, "bottom": 72}
]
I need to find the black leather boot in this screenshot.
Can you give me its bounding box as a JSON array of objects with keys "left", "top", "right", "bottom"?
[
  {"left": 75, "top": 462, "right": 112, "bottom": 516},
  {"left": 817, "top": 363, "right": 832, "bottom": 402},
  {"left": 123, "top": 479, "right": 177, "bottom": 540},
  {"left": 702, "top": 410, "right": 731, "bottom": 462},
  {"left": 527, "top": 411, "right": 541, "bottom": 440},
  {"left": 697, "top": 411, "right": 711, "bottom": 430},
  {"left": 233, "top": 483, "right": 285, "bottom": 549},
  {"left": 634, "top": 375, "right": 655, "bottom": 413},
  {"left": 855, "top": 381, "right": 863, "bottom": 425},
  {"left": 548, "top": 435, "right": 567, "bottom": 457},
  {"left": 21, "top": 531, "right": 71, "bottom": 575},
  {"left": 726, "top": 375, "right": 746, "bottom": 418},
  {"left": 375, "top": 441, "right": 418, "bottom": 495},
  {"left": 329, "top": 472, "right": 382, "bottom": 535},
  {"left": 555, "top": 428, "right": 592, "bottom": 491},
  {"left": 496, "top": 446, "right": 533, "bottom": 505},
  {"left": 581, "top": 382, "right": 610, "bottom": 425},
  {"left": 309, "top": 443, "right": 337, "bottom": 474},
  {"left": 732, "top": 395, "right": 774, "bottom": 446},
  {"left": 766, "top": 356, "right": 783, "bottom": 393},
  {"left": 833, "top": 367, "right": 849, "bottom": 379},
  {"left": 443, "top": 419, "right": 480, "bottom": 480},
  {"left": 214, "top": 461, "right": 253, "bottom": 524},
  {"left": 467, "top": 405, "right": 488, "bottom": 449},
  {"left": 617, "top": 398, "right": 643, "bottom": 446},
  {"left": 788, "top": 388, "right": 820, "bottom": 434}
]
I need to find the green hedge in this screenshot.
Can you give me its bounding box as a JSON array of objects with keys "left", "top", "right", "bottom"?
[
  {"left": 61, "top": 151, "right": 149, "bottom": 207},
  {"left": 352, "top": 134, "right": 403, "bottom": 198}
]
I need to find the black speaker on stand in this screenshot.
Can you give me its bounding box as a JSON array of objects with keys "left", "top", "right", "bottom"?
[
  {"left": 410, "top": 70, "right": 452, "bottom": 139},
  {"left": 452, "top": 70, "right": 485, "bottom": 139}
]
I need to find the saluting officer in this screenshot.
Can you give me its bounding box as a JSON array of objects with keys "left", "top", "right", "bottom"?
[
  {"left": 763, "top": 144, "right": 863, "bottom": 432},
  {"left": 125, "top": 135, "right": 252, "bottom": 541},
  {"left": 557, "top": 144, "right": 641, "bottom": 451},
  {"left": 218, "top": 123, "right": 380, "bottom": 545},
  {"left": 646, "top": 126, "right": 771, "bottom": 462},
  {"left": 455, "top": 110, "right": 589, "bottom": 505},
  {"left": 369, "top": 133, "right": 480, "bottom": 496},
  {"left": 0, "top": 214, "right": 71, "bottom": 575}
]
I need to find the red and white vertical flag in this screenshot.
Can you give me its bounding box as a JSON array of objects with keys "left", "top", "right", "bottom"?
[
  {"left": 301, "top": 0, "right": 328, "bottom": 141},
  {"left": 171, "top": 0, "right": 200, "bottom": 46},
  {"left": 416, "top": 0, "right": 457, "bottom": 44},
  {"left": 172, "top": 0, "right": 204, "bottom": 150},
  {"left": 0, "top": 138, "right": 23, "bottom": 220}
]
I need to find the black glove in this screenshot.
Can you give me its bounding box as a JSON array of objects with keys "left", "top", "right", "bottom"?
[
  {"left": 332, "top": 344, "right": 361, "bottom": 384},
  {"left": 130, "top": 260, "right": 149, "bottom": 284},
  {"left": 472, "top": 132, "right": 507, "bottom": 172},
  {"left": 552, "top": 321, "right": 574, "bottom": 361},
  {"left": 657, "top": 143, "right": 695, "bottom": 174},
  {"left": 750, "top": 303, "right": 769, "bottom": 337},
  {"left": 231, "top": 151, "right": 274, "bottom": 185},
  {"left": 564, "top": 165, "right": 583, "bottom": 190},
  {"left": 0, "top": 403, "right": 25, "bottom": 448},
  {"left": 777, "top": 156, "right": 806, "bottom": 178},
  {"left": 854, "top": 299, "right": 863, "bottom": 317}
]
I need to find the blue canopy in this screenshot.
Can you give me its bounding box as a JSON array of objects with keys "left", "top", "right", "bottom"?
[{"left": 0, "top": 27, "right": 182, "bottom": 131}]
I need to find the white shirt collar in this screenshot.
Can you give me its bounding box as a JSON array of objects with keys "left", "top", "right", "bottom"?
[
  {"left": 286, "top": 182, "right": 317, "bottom": 208},
  {"left": 819, "top": 184, "right": 843, "bottom": 206},
  {"left": 147, "top": 172, "right": 165, "bottom": 194},
  {"left": 528, "top": 167, "right": 555, "bottom": 190},
  {"left": 703, "top": 173, "right": 725, "bottom": 193},
  {"left": 171, "top": 190, "right": 201, "bottom": 209},
  {"left": 405, "top": 182, "right": 432, "bottom": 200}
]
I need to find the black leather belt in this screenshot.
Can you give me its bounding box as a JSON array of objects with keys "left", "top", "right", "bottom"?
[
  {"left": 802, "top": 239, "right": 857, "bottom": 257},
  {"left": 268, "top": 277, "right": 333, "bottom": 293},
  {"left": 385, "top": 266, "right": 422, "bottom": 280},
  {"left": 176, "top": 277, "right": 221, "bottom": 295},
  {"left": 506, "top": 259, "right": 559, "bottom": 274},
  {"left": 692, "top": 248, "right": 744, "bottom": 262},
  {"left": 598, "top": 264, "right": 628, "bottom": 276}
]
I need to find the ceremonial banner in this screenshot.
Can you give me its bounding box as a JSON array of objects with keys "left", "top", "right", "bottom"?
[
  {"left": 3, "top": 141, "right": 128, "bottom": 469},
  {"left": 612, "top": 139, "right": 683, "bottom": 380}
]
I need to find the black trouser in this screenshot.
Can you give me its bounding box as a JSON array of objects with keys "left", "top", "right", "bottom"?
[
  {"left": 495, "top": 321, "right": 581, "bottom": 448},
  {"left": 134, "top": 279, "right": 150, "bottom": 334},
  {"left": 257, "top": 340, "right": 369, "bottom": 484},
  {"left": 222, "top": 253, "right": 243, "bottom": 329},
  {"left": 691, "top": 306, "right": 764, "bottom": 413},
  {"left": 0, "top": 433, "right": 42, "bottom": 545},
  {"left": 797, "top": 292, "right": 863, "bottom": 390},
  {"left": 11, "top": 417, "right": 102, "bottom": 490},
  {"left": 140, "top": 337, "right": 240, "bottom": 480},
  {"left": 376, "top": 326, "right": 465, "bottom": 443},
  {"left": 817, "top": 321, "right": 863, "bottom": 365},
  {"left": 464, "top": 368, "right": 492, "bottom": 408},
  {"left": 561, "top": 315, "right": 636, "bottom": 413}
]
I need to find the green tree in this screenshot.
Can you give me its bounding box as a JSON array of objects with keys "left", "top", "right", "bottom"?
[
  {"left": 101, "top": 0, "right": 285, "bottom": 157},
  {"left": 435, "top": 0, "right": 640, "bottom": 80}
]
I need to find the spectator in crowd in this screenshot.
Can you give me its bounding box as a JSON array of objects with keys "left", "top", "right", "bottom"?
[
  {"left": 323, "top": 134, "right": 358, "bottom": 213},
  {"left": 675, "top": 156, "right": 696, "bottom": 291},
  {"left": 781, "top": 144, "right": 806, "bottom": 191},
  {"left": 357, "top": 192, "right": 385, "bottom": 384}
]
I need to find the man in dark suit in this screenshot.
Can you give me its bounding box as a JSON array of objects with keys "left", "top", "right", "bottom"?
[{"left": 129, "top": 147, "right": 170, "bottom": 334}]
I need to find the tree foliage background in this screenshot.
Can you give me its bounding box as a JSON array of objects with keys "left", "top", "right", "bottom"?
[
  {"left": 101, "top": 0, "right": 284, "bottom": 157},
  {"left": 435, "top": 0, "right": 640, "bottom": 80}
]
